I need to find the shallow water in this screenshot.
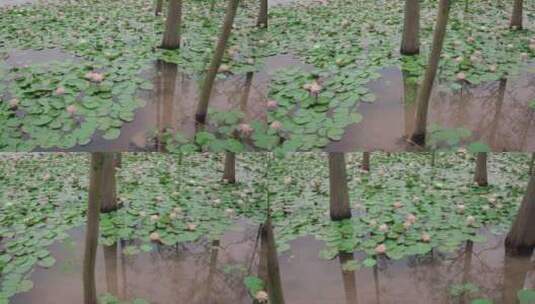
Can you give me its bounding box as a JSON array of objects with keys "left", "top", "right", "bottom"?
[
  {"left": 2, "top": 49, "right": 534, "bottom": 152},
  {"left": 10, "top": 221, "right": 535, "bottom": 304},
  {"left": 327, "top": 66, "right": 535, "bottom": 152}
]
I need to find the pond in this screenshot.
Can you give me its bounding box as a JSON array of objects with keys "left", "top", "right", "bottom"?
[
  {"left": 9, "top": 223, "right": 535, "bottom": 304},
  {"left": 1, "top": 0, "right": 533, "bottom": 152}
]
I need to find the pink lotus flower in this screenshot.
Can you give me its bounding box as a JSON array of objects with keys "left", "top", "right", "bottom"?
[
  {"left": 466, "top": 216, "right": 476, "bottom": 226},
  {"left": 150, "top": 232, "right": 160, "bottom": 242},
  {"left": 8, "top": 98, "right": 19, "bottom": 109},
  {"left": 85, "top": 71, "right": 104, "bottom": 82},
  {"left": 378, "top": 224, "right": 389, "bottom": 233},
  {"left": 456, "top": 72, "right": 466, "bottom": 81},
  {"left": 55, "top": 87, "right": 65, "bottom": 95},
  {"left": 375, "top": 244, "right": 386, "bottom": 254},
  {"left": 238, "top": 123, "right": 253, "bottom": 136},
  {"left": 393, "top": 201, "right": 403, "bottom": 209},
  {"left": 266, "top": 100, "right": 278, "bottom": 110},
  {"left": 66, "top": 105, "right": 77, "bottom": 115},
  {"left": 421, "top": 233, "right": 431, "bottom": 242},
  {"left": 270, "top": 120, "right": 282, "bottom": 130},
  {"left": 406, "top": 213, "right": 417, "bottom": 224}
]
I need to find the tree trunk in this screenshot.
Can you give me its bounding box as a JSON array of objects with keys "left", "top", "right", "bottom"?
[
  {"left": 505, "top": 174, "right": 535, "bottom": 255},
  {"left": 361, "top": 152, "right": 370, "bottom": 171},
  {"left": 114, "top": 153, "right": 122, "bottom": 169},
  {"left": 401, "top": 69, "right": 418, "bottom": 138},
  {"left": 155, "top": 0, "right": 163, "bottom": 16},
  {"left": 488, "top": 79, "right": 507, "bottom": 148},
  {"left": 203, "top": 240, "right": 220, "bottom": 303},
  {"left": 529, "top": 152, "right": 534, "bottom": 176},
  {"left": 256, "top": 0, "right": 268, "bottom": 28},
  {"left": 94, "top": 153, "right": 118, "bottom": 213},
  {"left": 103, "top": 243, "right": 119, "bottom": 296},
  {"left": 510, "top": 0, "right": 523, "bottom": 29},
  {"left": 84, "top": 153, "right": 104, "bottom": 304},
  {"left": 223, "top": 152, "right": 236, "bottom": 183},
  {"left": 502, "top": 254, "right": 530, "bottom": 303},
  {"left": 400, "top": 0, "right": 420, "bottom": 55},
  {"left": 338, "top": 252, "right": 358, "bottom": 304},
  {"left": 259, "top": 216, "right": 285, "bottom": 304},
  {"left": 409, "top": 0, "right": 451, "bottom": 146},
  {"left": 474, "top": 152, "right": 488, "bottom": 187},
  {"left": 195, "top": 0, "right": 240, "bottom": 124},
  {"left": 328, "top": 153, "right": 352, "bottom": 221},
  {"left": 161, "top": 0, "right": 182, "bottom": 50},
  {"left": 461, "top": 241, "right": 473, "bottom": 304}
]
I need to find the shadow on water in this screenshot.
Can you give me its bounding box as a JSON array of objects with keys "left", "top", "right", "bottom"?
[
  {"left": 3, "top": 49, "right": 535, "bottom": 152},
  {"left": 10, "top": 221, "right": 535, "bottom": 304}
]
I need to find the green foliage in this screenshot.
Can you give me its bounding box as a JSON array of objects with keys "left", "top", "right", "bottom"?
[{"left": 243, "top": 276, "right": 265, "bottom": 296}]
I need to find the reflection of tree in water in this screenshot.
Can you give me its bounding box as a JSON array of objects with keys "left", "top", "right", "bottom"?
[
  {"left": 431, "top": 73, "right": 535, "bottom": 150},
  {"left": 115, "top": 226, "right": 259, "bottom": 304}
]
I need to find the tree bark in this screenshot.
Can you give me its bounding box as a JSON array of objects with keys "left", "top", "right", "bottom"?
[
  {"left": 223, "top": 152, "right": 236, "bottom": 183},
  {"left": 338, "top": 252, "right": 358, "bottom": 304},
  {"left": 505, "top": 174, "right": 535, "bottom": 255},
  {"left": 161, "top": 0, "right": 182, "bottom": 50},
  {"left": 103, "top": 243, "right": 119, "bottom": 296},
  {"left": 529, "top": 152, "right": 534, "bottom": 176},
  {"left": 474, "top": 152, "right": 488, "bottom": 187},
  {"left": 203, "top": 239, "right": 220, "bottom": 303},
  {"left": 84, "top": 153, "right": 104, "bottom": 304},
  {"left": 329, "top": 153, "right": 352, "bottom": 221},
  {"left": 510, "top": 0, "right": 523, "bottom": 29},
  {"left": 113, "top": 153, "right": 122, "bottom": 169},
  {"left": 155, "top": 0, "right": 163, "bottom": 16},
  {"left": 401, "top": 69, "right": 418, "bottom": 138},
  {"left": 259, "top": 216, "right": 285, "bottom": 304},
  {"left": 502, "top": 254, "right": 530, "bottom": 303},
  {"left": 400, "top": 0, "right": 420, "bottom": 55},
  {"left": 257, "top": 0, "right": 268, "bottom": 28},
  {"left": 361, "top": 152, "right": 370, "bottom": 171},
  {"left": 409, "top": 0, "right": 451, "bottom": 146},
  {"left": 95, "top": 153, "right": 118, "bottom": 213},
  {"left": 195, "top": 0, "right": 240, "bottom": 124}
]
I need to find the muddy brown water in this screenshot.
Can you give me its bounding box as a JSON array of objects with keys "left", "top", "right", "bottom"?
[
  {"left": 9, "top": 221, "right": 535, "bottom": 304},
  {"left": 2, "top": 49, "right": 534, "bottom": 152}
]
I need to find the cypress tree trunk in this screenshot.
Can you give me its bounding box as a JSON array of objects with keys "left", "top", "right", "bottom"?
[
  {"left": 510, "top": 0, "right": 523, "bottom": 29},
  {"left": 505, "top": 174, "right": 535, "bottom": 255},
  {"left": 409, "top": 0, "right": 451, "bottom": 146},
  {"left": 84, "top": 153, "right": 104, "bottom": 304},
  {"left": 402, "top": 69, "right": 418, "bottom": 138},
  {"left": 400, "top": 0, "right": 420, "bottom": 55},
  {"left": 488, "top": 79, "right": 507, "bottom": 148},
  {"left": 259, "top": 216, "right": 285, "bottom": 304},
  {"left": 461, "top": 241, "right": 473, "bottom": 304},
  {"left": 114, "top": 153, "right": 122, "bottom": 169},
  {"left": 338, "top": 252, "right": 358, "bottom": 304},
  {"left": 222, "top": 152, "right": 236, "bottom": 183},
  {"left": 103, "top": 244, "right": 119, "bottom": 296},
  {"left": 195, "top": 0, "right": 240, "bottom": 124},
  {"left": 529, "top": 153, "right": 534, "bottom": 176},
  {"left": 161, "top": 0, "right": 182, "bottom": 50},
  {"left": 328, "top": 153, "right": 352, "bottom": 221},
  {"left": 474, "top": 152, "right": 488, "bottom": 186},
  {"left": 96, "top": 153, "right": 118, "bottom": 213},
  {"left": 155, "top": 0, "right": 163, "bottom": 16},
  {"left": 256, "top": 0, "right": 268, "bottom": 28},
  {"left": 361, "top": 152, "right": 370, "bottom": 171},
  {"left": 203, "top": 240, "right": 220, "bottom": 303},
  {"left": 502, "top": 254, "right": 530, "bottom": 303}
]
